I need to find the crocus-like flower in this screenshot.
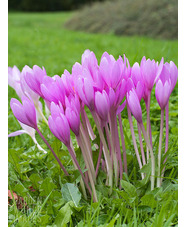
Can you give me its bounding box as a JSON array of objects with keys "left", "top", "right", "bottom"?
[
  {"left": 166, "top": 61, "right": 178, "bottom": 92},
  {"left": 8, "top": 122, "right": 47, "bottom": 153},
  {"left": 155, "top": 62, "right": 177, "bottom": 109},
  {"left": 10, "top": 96, "right": 37, "bottom": 129},
  {"left": 65, "top": 107, "right": 80, "bottom": 136},
  {"left": 41, "top": 75, "right": 66, "bottom": 106},
  {"left": 127, "top": 88, "right": 142, "bottom": 123},
  {"left": 8, "top": 66, "right": 25, "bottom": 98},
  {"left": 99, "top": 52, "right": 124, "bottom": 89},
  {"left": 24, "top": 65, "right": 47, "bottom": 97},
  {"left": 95, "top": 90, "right": 110, "bottom": 121},
  {"left": 140, "top": 56, "right": 164, "bottom": 91},
  {"left": 75, "top": 77, "right": 95, "bottom": 110},
  {"left": 48, "top": 102, "right": 70, "bottom": 146},
  {"left": 20, "top": 66, "right": 40, "bottom": 104}
]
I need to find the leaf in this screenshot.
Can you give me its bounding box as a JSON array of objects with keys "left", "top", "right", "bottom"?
[
  {"left": 29, "top": 173, "right": 43, "bottom": 190},
  {"left": 54, "top": 201, "right": 73, "bottom": 227},
  {"left": 39, "top": 177, "right": 57, "bottom": 197},
  {"left": 120, "top": 180, "right": 137, "bottom": 198},
  {"left": 140, "top": 194, "right": 157, "bottom": 209},
  {"left": 61, "top": 183, "right": 81, "bottom": 207}
]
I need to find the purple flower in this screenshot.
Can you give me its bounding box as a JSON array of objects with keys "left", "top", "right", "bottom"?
[
  {"left": 76, "top": 77, "right": 95, "bottom": 110},
  {"left": 41, "top": 75, "right": 66, "bottom": 106},
  {"left": 65, "top": 107, "right": 80, "bottom": 136},
  {"left": 99, "top": 52, "right": 124, "bottom": 89},
  {"left": 155, "top": 62, "right": 177, "bottom": 109},
  {"left": 140, "top": 57, "right": 164, "bottom": 91},
  {"left": 48, "top": 102, "right": 70, "bottom": 146},
  {"left": 20, "top": 66, "right": 40, "bottom": 104},
  {"left": 166, "top": 61, "right": 178, "bottom": 92},
  {"left": 95, "top": 90, "right": 110, "bottom": 121},
  {"left": 127, "top": 88, "right": 142, "bottom": 123},
  {"left": 8, "top": 66, "right": 25, "bottom": 99},
  {"left": 24, "top": 65, "right": 47, "bottom": 97},
  {"left": 10, "top": 96, "right": 37, "bottom": 129}
]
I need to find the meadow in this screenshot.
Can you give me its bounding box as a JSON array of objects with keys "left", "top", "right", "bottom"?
[{"left": 8, "top": 12, "right": 178, "bottom": 226}]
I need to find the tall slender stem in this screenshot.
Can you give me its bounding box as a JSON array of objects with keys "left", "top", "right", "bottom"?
[
  {"left": 91, "top": 110, "right": 113, "bottom": 189},
  {"left": 83, "top": 109, "right": 96, "bottom": 140},
  {"left": 157, "top": 109, "right": 164, "bottom": 187},
  {"left": 146, "top": 93, "right": 153, "bottom": 160},
  {"left": 140, "top": 123, "right": 155, "bottom": 190},
  {"left": 80, "top": 126, "right": 96, "bottom": 182},
  {"left": 81, "top": 108, "right": 93, "bottom": 157},
  {"left": 127, "top": 106, "right": 144, "bottom": 179},
  {"left": 35, "top": 104, "right": 48, "bottom": 125},
  {"left": 137, "top": 122, "right": 146, "bottom": 166},
  {"left": 105, "top": 123, "right": 118, "bottom": 186},
  {"left": 95, "top": 141, "right": 103, "bottom": 177},
  {"left": 36, "top": 128, "right": 69, "bottom": 176},
  {"left": 161, "top": 102, "right": 169, "bottom": 184},
  {"left": 67, "top": 145, "right": 93, "bottom": 200},
  {"left": 69, "top": 140, "right": 87, "bottom": 200},
  {"left": 118, "top": 113, "right": 128, "bottom": 174},
  {"left": 76, "top": 135, "right": 98, "bottom": 202}
]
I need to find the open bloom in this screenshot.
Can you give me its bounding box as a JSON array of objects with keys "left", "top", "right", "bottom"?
[
  {"left": 10, "top": 96, "right": 37, "bottom": 129},
  {"left": 127, "top": 88, "right": 142, "bottom": 123},
  {"left": 48, "top": 102, "right": 70, "bottom": 146}
]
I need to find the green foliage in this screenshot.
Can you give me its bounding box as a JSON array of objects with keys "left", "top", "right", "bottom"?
[
  {"left": 65, "top": 0, "right": 177, "bottom": 40},
  {"left": 8, "top": 12, "right": 178, "bottom": 226}
]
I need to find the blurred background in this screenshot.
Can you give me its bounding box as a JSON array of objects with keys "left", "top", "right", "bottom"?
[{"left": 8, "top": 0, "right": 178, "bottom": 76}]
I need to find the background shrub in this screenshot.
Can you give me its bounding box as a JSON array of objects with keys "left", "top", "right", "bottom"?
[{"left": 65, "top": 0, "right": 178, "bottom": 39}]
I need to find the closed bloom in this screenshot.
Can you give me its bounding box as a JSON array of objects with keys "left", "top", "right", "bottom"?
[
  {"left": 155, "top": 63, "right": 177, "bottom": 109},
  {"left": 24, "top": 65, "right": 47, "bottom": 97},
  {"left": 140, "top": 56, "right": 164, "bottom": 91},
  {"left": 76, "top": 77, "right": 95, "bottom": 110},
  {"left": 8, "top": 66, "right": 25, "bottom": 99},
  {"left": 41, "top": 75, "right": 66, "bottom": 106},
  {"left": 10, "top": 96, "right": 37, "bottom": 129},
  {"left": 65, "top": 107, "right": 80, "bottom": 136},
  {"left": 20, "top": 66, "right": 40, "bottom": 104},
  {"left": 48, "top": 102, "right": 70, "bottom": 146},
  {"left": 95, "top": 90, "right": 110, "bottom": 121},
  {"left": 99, "top": 52, "right": 123, "bottom": 89},
  {"left": 127, "top": 88, "right": 142, "bottom": 123}
]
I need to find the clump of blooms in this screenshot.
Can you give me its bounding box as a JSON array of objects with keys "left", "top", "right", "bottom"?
[{"left": 8, "top": 50, "right": 178, "bottom": 202}]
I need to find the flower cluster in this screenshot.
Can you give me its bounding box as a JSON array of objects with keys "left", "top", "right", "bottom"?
[{"left": 8, "top": 50, "right": 178, "bottom": 201}]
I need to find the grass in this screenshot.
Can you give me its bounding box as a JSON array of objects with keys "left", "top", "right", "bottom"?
[{"left": 8, "top": 12, "right": 178, "bottom": 226}]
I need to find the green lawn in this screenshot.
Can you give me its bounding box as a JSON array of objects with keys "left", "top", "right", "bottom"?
[{"left": 8, "top": 12, "right": 178, "bottom": 226}]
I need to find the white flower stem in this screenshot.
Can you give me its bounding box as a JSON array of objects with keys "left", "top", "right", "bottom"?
[
  {"left": 118, "top": 113, "right": 128, "bottom": 174},
  {"left": 157, "top": 109, "right": 164, "bottom": 187},
  {"left": 161, "top": 102, "right": 169, "bottom": 184},
  {"left": 35, "top": 104, "right": 48, "bottom": 125},
  {"left": 127, "top": 106, "right": 144, "bottom": 179},
  {"left": 139, "top": 123, "right": 155, "bottom": 190},
  {"left": 91, "top": 110, "right": 113, "bottom": 190}
]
